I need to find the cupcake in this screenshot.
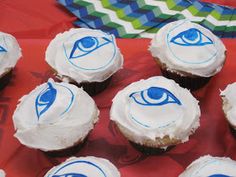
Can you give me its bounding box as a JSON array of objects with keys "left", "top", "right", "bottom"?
[
  {"left": 110, "top": 76, "right": 200, "bottom": 154},
  {"left": 13, "top": 79, "right": 99, "bottom": 156},
  {"left": 45, "top": 28, "right": 123, "bottom": 95},
  {"left": 44, "top": 156, "right": 120, "bottom": 177},
  {"left": 149, "top": 20, "right": 226, "bottom": 91},
  {"left": 0, "top": 170, "right": 5, "bottom": 177},
  {"left": 220, "top": 82, "right": 236, "bottom": 135},
  {"left": 0, "top": 32, "right": 22, "bottom": 89},
  {"left": 179, "top": 155, "right": 236, "bottom": 176}
]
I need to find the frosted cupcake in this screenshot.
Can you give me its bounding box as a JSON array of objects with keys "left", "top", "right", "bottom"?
[
  {"left": 0, "top": 170, "right": 5, "bottom": 177},
  {"left": 0, "top": 32, "right": 22, "bottom": 89},
  {"left": 44, "top": 156, "right": 120, "bottom": 177},
  {"left": 110, "top": 76, "right": 200, "bottom": 153},
  {"left": 220, "top": 82, "right": 236, "bottom": 135},
  {"left": 46, "top": 28, "right": 123, "bottom": 95},
  {"left": 149, "top": 20, "right": 226, "bottom": 91},
  {"left": 179, "top": 155, "right": 236, "bottom": 176},
  {"left": 13, "top": 79, "right": 99, "bottom": 156}
]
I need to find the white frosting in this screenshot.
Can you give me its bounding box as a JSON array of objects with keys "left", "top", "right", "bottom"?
[
  {"left": 110, "top": 76, "right": 200, "bottom": 143},
  {"left": 0, "top": 170, "right": 5, "bottom": 177},
  {"left": 46, "top": 28, "right": 123, "bottom": 83},
  {"left": 0, "top": 32, "right": 22, "bottom": 76},
  {"left": 44, "top": 156, "right": 120, "bottom": 177},
  {"left": 149, "top": 20, "right": 226, "bottom": 77},
  {"left": 179, "top": 155, "right": 236, "bottom": 177},
  {"left": 13, "top": 79, "right": 99, "bottom": 151},
  {"left": 220, "top": 82, "right": 236, "bottom": 126}
]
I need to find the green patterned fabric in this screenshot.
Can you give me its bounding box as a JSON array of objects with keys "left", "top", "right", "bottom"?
[{"left": 58, "top": 0, "right": 236, "bottom": 38}]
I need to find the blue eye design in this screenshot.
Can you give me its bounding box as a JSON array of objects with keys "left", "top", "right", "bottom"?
[
  {"left": 208, "top": 175, "right": 231, "bottom": 177},
  {"left": 170, "top": 28, "right": 213, "bottom": 46},
  {"left": 35, "top": 82, "right": 57, "bottom": 119},
  {"left": 51, "top": 160, "right": 107, "bottom": 177},
  {"left": 129, "top": 87, "right": 182, "bottom": 106},
  {"left": 69, "top": 36, "right": 111, "bottom": 59},
  {"left": 52, "top": 173, "right": 87, "bottom": 177},
  {"left": 0, "top": 46, "right": 6, "bottom": 53}
]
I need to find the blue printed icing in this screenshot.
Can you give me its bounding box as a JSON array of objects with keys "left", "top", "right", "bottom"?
[
  {"left": 0, "top": 46, "right": 6, "bottom": 52},
  {"left": 129, "top": 87, "right": 182, "bottom": 106},
  {"left": 35, "top": 82, "right": 75, "bottom": 120},
  {"left": 69, "top": 36, "right": 111, "bottom": 59},
  {"left": 50, "top": 160, "right": 107, "bottom": 177},
  {"left": 52, "top": 173, "right": 86, "bottom": 177},
  {"left": 208, "top": 175, "right": 231, "bottom": 177},
  {"left": 35, "top": 82, "right": 57, "bottom": 119},
  {"left": 170, "top": 28, "right": 213, "bottom": 47}
]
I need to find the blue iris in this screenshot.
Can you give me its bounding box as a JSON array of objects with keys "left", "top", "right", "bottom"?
[
  {"left": 52, "top": 173, "right": 87, "bottom": 177},
  {"left": 208, "top": 175, "right": 232, "bottom": 177},
  {"left": 0, "top": 46, "right": 6, "bottom": 52},
  {"left": 129, "top": 87, "right": 182, "bottom": 106},
  {"left": 170, "top": 28, "right": 213, "bottom": 46},
  {"left": 35, "top": 82, "right": 57, "bottom": 119},
  {"left": 69, "top": 36, "right": 111, "bottom": 59}
]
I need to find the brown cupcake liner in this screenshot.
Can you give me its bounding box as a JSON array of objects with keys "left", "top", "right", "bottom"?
[
  {"left": 51, "top": 67, "right": 112, "bottom": 96},
  {"left": 154, "top": 57, "right": 211, "bottom": 91},
  {"left": 0, "top": 68, "right": 13, "bottom": 90},
  {"left": 43, "top": 136, "right": 88, "bottom": 157}
]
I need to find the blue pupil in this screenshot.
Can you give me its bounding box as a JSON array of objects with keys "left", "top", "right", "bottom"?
[
  {"left": 147, "top": 87, "right": 163, "bottom": 100},
  {"left": 80, "top": 37, "right": 95, "bottom": 48},
  {"left": 184, "top": 28, "right": 198, "bottom": 41}
]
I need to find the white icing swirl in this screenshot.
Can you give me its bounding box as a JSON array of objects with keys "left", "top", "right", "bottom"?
[
  {"left": 110, "top": 76, "right": 200, "bottom": 144},
  {"left": 0, "top": 32, "right": 22, "bottom": 75},
  {"left": 149, "top": 20, "right": 226, "bottom": 77},
  {"left": 44, "top": 156, "right": 120, "bottom": 177},
  {"left": 179, "top": 155, "right": 236, "bottom": 176},
  {"left": 220, "top": 82, "right": 236, "bottom": 127},
  {"left": 46, "top": 28, "right": 123, "bottom": 83},
  {"left": 0, "top": 170, "right": 5, "bottom": 177},
  {"left": 13, "top": 79, "right": 99, "bottom": 151}
]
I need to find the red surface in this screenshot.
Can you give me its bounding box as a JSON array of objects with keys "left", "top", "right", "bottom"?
[{"left": 0, "top": 0, "right": 236, "bottom": 177}]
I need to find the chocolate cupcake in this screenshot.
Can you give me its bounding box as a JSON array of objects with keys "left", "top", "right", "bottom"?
[
  {"left": 45, "top": 28, "right": 123, "bottom": 95},
  {"left": 220, "top": 82, "right": 236, "bottom": 136},
  {"left": 149, "top": 20, "right": 226, "bottom": 91},
  {"left": 110, "top": 76, "right": 200, "bottom": 154},
  {"left": 13, "top": 79, "right": 99, "bottom": 156},
  {"left": 44, "top": 156, "right": 120, "bottom": 177},
  {"left": 0, "top": 32, "right": 22, "bottom": 89},
  {"left": 179, "top": 155, "right": 236, "bottom": 176}
]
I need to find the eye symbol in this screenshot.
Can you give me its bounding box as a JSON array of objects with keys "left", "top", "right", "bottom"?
[
  {"left": 35, "top": 82, "right": 57, "bottom": 119},
  {"left": 129, "top": 87, "right": 182, "bottom": 106},
  {"left": 170, "top": 28, "right": 213, "bottom": 46},
  {"left": 208, "top": 175, "right": 231, "bottom": 177},
  {"left": 0, "top": 46, "right": 6, "bottom": 53},
  {"left": 69, "top": 36, "right": 111, "bottom": 59},
  {"left": 52, "top": 173, "right": 87, "bottom": 177}
]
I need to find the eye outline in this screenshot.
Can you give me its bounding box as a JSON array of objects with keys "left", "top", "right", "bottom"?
[
  {"left": 35, "top": 82, "right": 75, "bottom": 120},
  {"left": 51, "top": 160, "right": 107, "bottom": 177},
  {"left": 67, "top": 36, "right": 112, "bottom": 60},
  {"left": 35, "top": 82, "right": 57, "bottom": 119},
  {"left": 52, "top": 173, "right": 87, "bottom": 177},
  {"left": 0, "top": 46, "right": 6, "bottom": 53},
  {"left": 208, "top": 175, "right": 231, "bottom": 177},
  {"left": 170, "top": 28, "right": 213, "bottom": 47},
  {"left": 129, "top": 87, "right": 182, "bottom": 106}
]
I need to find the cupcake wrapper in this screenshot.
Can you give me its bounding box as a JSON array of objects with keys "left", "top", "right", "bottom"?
[
  {"left": 161, "top": 68, "right": 212, "bottom": 91},
  {"left": 0, "top": 69, "right": 13, "bottom": 90},
  {"left": 43, "top": 137, "right": 88, "bottom": 157},
  {"left": 129, "top": 141, "right": 175, "bottom": 155},
  {"left": 78, "top": 76, "right": 112, "bottom": 96}
]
